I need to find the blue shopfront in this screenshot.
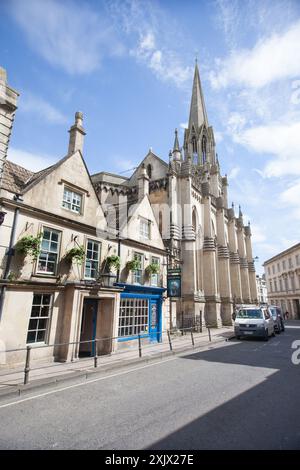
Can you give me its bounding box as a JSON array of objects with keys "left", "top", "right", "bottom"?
[{"left": 115, "top": 283, "right": 166, "bottom": 343}]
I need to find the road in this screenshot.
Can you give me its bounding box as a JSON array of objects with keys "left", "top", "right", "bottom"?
[{"left": 0, "top": 321, "right": 300, "bottom": 450}]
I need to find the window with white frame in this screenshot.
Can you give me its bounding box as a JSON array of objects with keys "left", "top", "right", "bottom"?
[
  {"left": 118, "top": 297, "right": 149, "bottom": 337},
  {"left": 150, "top": 256, "right": 160, "bottom": 286},
  {"left": 62, "top": 187, "right": 83, "bottom": 214},
  {"left": 37, "top": 228, "right": 60, "bottom": 274},
  {"left": 84, "top": 239, "right": 100, "bottom": 279},
  {"left": 132, "top": 252, "right": 143, "bottom": 284},
  {"left": 27, "top": 294, "right": 52, "bottom": 344},
  {"left": 140, "top": 218, "right": 150, "bottom": 239}
]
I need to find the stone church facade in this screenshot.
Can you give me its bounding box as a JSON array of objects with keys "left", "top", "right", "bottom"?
[{"left": 93, "top": 63, "right": 258, "bottom": 328}]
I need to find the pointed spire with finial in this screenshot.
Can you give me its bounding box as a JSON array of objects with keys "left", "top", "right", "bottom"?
[
  {"left": 239, "top": 205, "right": 243, "bottom": 218},
  {"left": 172, "top": 128, "right": 181, "bottom": 161},
  {"left": 188, "top": 60, "right": 209, "bottom": 131}
]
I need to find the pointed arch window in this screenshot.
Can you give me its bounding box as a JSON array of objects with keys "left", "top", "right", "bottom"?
[
  {"left": 192, "top": 135, "right": 197, "bottom": 154},
  {"left": 147, "top": 164, "right": 152, "bottom": 179},
  {"left": 202, "top": 136, "right": 207, "bottom": 163}
]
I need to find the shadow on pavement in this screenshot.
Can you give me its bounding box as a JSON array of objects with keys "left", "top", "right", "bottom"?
[{"left": 147, "top": 323, "right": 300, "bottom": 450}]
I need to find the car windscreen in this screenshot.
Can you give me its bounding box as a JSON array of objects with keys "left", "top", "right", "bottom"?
[
  {"left": 236, "top": 309, "right": 263, "bottom": 319},
  {"left": 269, "top": 308, "right": 277, "bottom": 318}
]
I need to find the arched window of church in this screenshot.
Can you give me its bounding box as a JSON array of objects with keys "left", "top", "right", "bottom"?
[
  {"left": 147, "top": 164, "right": 152, "bottom": 179},
  {"left": 159, "top": 211, "right": 163, "bottom": 236},
  {"left": 192, "top": 135, "right": 197, "bottom": 154},
  {"left": 202, "top": 136, "right": 207, "bottom": 163}
]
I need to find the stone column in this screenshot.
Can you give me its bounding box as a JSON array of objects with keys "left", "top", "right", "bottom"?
[
  {"left": 202, "top": 182, "right": 221, "bottom": 327},
  {"left": 237, "top": 218, "right": 251, "bottom": 303},
  {"left": 245, "top": 223, "right": 258, "bottom": 303},
  {"left": 180, "top": 170, "right": 197, "bottom": 324},
  {"left": 228, "top": 208, "right": 243, "bottom": 304},
  {"left": 0, "top": 67, "right": 19, "bottom": 189},
  {"left": 216, "top": 197, "right": 232, "bottom": 325}
]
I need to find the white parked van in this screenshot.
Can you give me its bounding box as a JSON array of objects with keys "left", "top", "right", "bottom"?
[{"left": 234, "top": 306, "right": 275, "bottom": 341}]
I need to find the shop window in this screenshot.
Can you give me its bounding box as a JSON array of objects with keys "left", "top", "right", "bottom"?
[{"left": 118, "top": 298, "right": 149, "bottom": 337}]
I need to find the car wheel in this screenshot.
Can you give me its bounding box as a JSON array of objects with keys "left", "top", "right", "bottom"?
[
  {"left": 276, "top": 327, "right": 281, "bottom": 334},
  {"left": 236, "top": 335, "right": 240, "bottom": 340}
]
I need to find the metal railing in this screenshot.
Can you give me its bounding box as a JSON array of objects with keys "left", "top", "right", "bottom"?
[{"left": 0, "top": 324, "right": 233, "bottom": 386}]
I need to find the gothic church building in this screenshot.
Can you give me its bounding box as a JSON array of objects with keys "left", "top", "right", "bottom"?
[{"left": 93, "top": 63, "right": 258, "bottom": 327}]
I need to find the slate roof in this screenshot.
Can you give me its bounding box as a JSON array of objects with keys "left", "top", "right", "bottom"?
[{"left": 1, "top": 160, "right": 34, "bottom": 194}]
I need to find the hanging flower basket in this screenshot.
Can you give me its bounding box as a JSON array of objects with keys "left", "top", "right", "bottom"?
[
  {"left": 145, "top": 263, "right": 160, "bottom": 275},
  {"left": 105, "top": 255, "right": 121, "bottom": 272},
  {"left": 15, "top": 233, "right": 43, "bottom": 260},
  {"left": 64, "top": 245, "right": 85, "bottom": 265},
  {"left": 126, "top": 258, "right": 141, "bottom": 272}
]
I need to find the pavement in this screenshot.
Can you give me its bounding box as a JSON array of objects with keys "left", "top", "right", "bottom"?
[
  {"left": 0, "top": 321, "right": 299, "bottom": 450},
  {"left": 0, "top": 326, "right": 234, "bottom": 400}
]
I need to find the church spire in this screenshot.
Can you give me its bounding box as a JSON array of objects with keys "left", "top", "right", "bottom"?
[
  {"left": 188, "top": 61, "right": 208, "bottom": 131},
  {"left": 173, "top": 128, "right": 180, "bottom": 152},
  {"left": 172, "top": 128, "right": 181, "bottom": 161}
]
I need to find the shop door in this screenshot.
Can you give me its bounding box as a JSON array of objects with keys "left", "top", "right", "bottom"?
[
  {"left": 149, "top": 298, "right": 159, "bottom": 342},
  {"left": 79, "top": 299, "right": 98, "bottom": 357}
]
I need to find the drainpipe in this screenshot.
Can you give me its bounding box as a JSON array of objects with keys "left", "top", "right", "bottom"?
[
  {"left": 116, "top": 234, "right": 121, "bottom": 283},
  {"left": 0, "top": 195, "right": 22, "bottom": 320}
]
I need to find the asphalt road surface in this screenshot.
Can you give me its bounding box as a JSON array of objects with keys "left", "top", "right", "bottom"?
[{"left": 1, "top": 321, "right": 300, "bottom": 450}]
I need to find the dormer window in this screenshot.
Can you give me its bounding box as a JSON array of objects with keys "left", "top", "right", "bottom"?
[
  {"left": 62, "top": 187, "right": 82, "bottom": 214},
  {"left": 140, "top": 217, "right": 151, "bottom": 239}
]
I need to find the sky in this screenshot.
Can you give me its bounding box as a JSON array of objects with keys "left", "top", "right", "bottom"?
[{"left": 1, "top": 0, "right": 300, "bottom": 274}]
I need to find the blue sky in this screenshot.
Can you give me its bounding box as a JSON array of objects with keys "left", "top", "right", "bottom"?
[{"left": 1, "top": 0, "right": 300, "bottom": 274}]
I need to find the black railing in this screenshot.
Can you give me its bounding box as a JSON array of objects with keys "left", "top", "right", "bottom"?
[{"left": 0, "top": 324, "right": 233, "bottom": 386}]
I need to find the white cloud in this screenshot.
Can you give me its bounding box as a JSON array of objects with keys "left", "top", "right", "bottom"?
[
  {"left": 20, "top": 93, "right": 68, "bottom": 125},
  {"left": 210, "top": 19, "right": 300, "bottom": 89},
  {"left": 108, "top": 0, "right": 193, "bottom": 88},
  {"left": 9, "top": 0, "right": 123, "bottom": 74},
  {"left": 131, "top": 31, "right": 193, "bottom": 88},
  {"left": 250, "top": 223, "right": 267, "bottom": 244},
  {"left": 279, "top": 180, "right": 300, "bottom": 220},
  {"left": 228, "top": 166, "right": 240, "bottom": 180},
  {"left": 235, "top": 121, "right": 300, "bottom": 177},
  {"left": 7, "top": 148, "right": 56, "bottom": 172}
]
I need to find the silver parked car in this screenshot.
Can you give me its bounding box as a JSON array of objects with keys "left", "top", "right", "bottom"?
[{"left": 234, "top": 306, "right": 275, "bottom": 341}]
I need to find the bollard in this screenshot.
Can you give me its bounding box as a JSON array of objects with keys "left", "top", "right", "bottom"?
[
  {"left": 94, "top": 339, "right": 98, "bottom": 368},
  {"left": 138, "top": 334, "right": 142, "bottom": 358},
  {"left": 167, "top": 330, "right": 173, "bottom": 351},
  {"left": 24, "top": 345, "right": 31, "bottom": 385},
  {"left": 191, "top": 329, "right": 195, "bottom": 347},
  {"left": 208, "top": 327, "right": 212, "bottom": 342}
]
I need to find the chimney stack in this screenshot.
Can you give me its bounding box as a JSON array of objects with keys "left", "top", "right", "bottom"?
[
  {"left": 138, "top": 163, "right": 149, "bottom": 201},
  {"left": 68, "top": 111, "right": 86, "bottom": 155}
]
